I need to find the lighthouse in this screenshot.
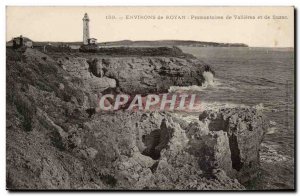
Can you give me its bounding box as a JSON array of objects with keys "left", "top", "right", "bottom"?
[{"left": 82, "top": 13, "right": 90, "bottom": 45}]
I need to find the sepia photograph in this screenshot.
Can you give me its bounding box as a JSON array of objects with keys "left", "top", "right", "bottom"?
[{"left": 5, "top": 6, "right": 295, "bottom": 191}]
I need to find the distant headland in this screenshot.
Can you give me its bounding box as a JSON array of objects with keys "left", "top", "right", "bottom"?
[{"left": 98, "top": 40, "right": 248, "bottom": 47}]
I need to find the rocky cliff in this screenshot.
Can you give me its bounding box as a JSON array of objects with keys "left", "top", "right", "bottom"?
[
  {"left": 51, "top": 50, "right": 212, "bottom": 95},
  {"left": 6, "top": 48, "right": 267, "bottom": 190}
]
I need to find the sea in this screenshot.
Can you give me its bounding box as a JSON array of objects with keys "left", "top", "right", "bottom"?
[{"left": 176, "top": 47, "right": 295, "bottom": 189}]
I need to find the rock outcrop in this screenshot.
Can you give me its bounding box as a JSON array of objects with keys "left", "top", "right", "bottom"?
[
  {"left": 55, "top": 55, "right": 116, "bottom": 94},
  {"left": 50, "top": 51, "right": 211, "bottom": 95},
  {"left": 6, "top": 48, "right": 267, "bottom": 190},
  {"left": 92, "top": 57, "right": 210, "bottom": 95},
  {"left": 197, "top": 108, "right": 268, "bottom": 183}
]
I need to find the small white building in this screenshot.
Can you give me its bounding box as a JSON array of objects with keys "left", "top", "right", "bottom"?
[
  {"left": 24, "top": 41, "right": 33, "bottom": 48},
  {"left": 88, "top": 38, "right": 97, "bottom": 45},
  {"left": 12, "top": 36, "right": 33, "bottom": 48}
]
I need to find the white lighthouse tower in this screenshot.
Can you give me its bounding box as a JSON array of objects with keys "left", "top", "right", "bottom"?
[{"left": 82, "top": 13, "right": 90, "bottom": 45}]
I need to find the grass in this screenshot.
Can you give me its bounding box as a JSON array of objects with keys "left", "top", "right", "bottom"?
[{"left": 10, "top": 93, "right": 34, "bottom": 133}]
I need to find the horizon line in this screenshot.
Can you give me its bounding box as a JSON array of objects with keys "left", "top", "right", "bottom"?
[{"left": 5, "top": 38, "right": 295, "bottom": 48}]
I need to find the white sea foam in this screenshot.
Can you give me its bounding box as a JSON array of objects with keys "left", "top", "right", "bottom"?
[
  {"left": 202, "top": 71, "right": 215, "bottom": 87},
  {"left": 200, "top": 101, "right": 248, "bottom": 111},
  {"left": 253, "top": 103, "right": 265, "bottom": 111},
  {"left": 168, "top": 71, "right": 215, "bottom": 92},
  {"left": 266, "top": 127, "right": 277, "bottom": 135},
  {"left": 199, "top": 102, "right": 266, "bottom": 112},
  {"left": 168, "top": 85, "right": 208, "bottom": 92},
  {"left": 266, "top": 120, "right": 278, "bottom": 135},
  {"left": 260, "top": 143, "right": 290, "bottom": 163},
  {"left": 270, "top": 120, "right": 277, "bottom": 126}
]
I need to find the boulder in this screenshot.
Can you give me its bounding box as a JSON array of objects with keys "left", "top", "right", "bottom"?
[{"left": 198, "top": 108, "right": 268, "bottom": 183}]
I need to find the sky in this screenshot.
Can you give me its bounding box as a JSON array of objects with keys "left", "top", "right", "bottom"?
[{"left": 6, "top": 6, "right": 294, "bottom": 47}]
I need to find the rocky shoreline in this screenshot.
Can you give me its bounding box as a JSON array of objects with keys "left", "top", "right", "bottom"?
[{"left": 6, "top": 47, "right": 267, "bottom": 190}]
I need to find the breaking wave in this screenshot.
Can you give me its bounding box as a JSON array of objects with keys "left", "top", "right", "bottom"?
[
  {"left": 169, "top": 71, "right": 223, "bottom": 92},
  {"left": 202, "top": 71, "right": 215, "bottom": 88},
  {"left": 169, "top": 78, "right": 237, "bottom": 93}
]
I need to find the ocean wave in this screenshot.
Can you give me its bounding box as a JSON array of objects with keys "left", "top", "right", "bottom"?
[
  {"left": 266, "top": 127, "right": 277, "bottom": 135},
  {"left": 266, "top": 120, "right": 278, "bottom": 135},
  {"left": 200, "top": 101, "right": 247, "bottom": 111},
  {"left": 168, "top": 85, "right": 209, "bottom": 92},
  {"left": 233, "top": 76, "right": 281, "bottom": 90},
  {"left": 202, "top": 71, "right": 215, "bottom": 87},
  {"left": 270, "top": 120, "right": 277, "bottom": 126},
  {"left": 241, "top": 84, "right": 278, "bottom": 90},
  {"left": 168, "top": 71, "right": 214, "bottom": 92},
  {"left": 199, "top": 102, "right": 265, "bottom": 112},
  {"left": 260, "top": 143, "right": 290, "bottom": 163},
  {"left": 252, "top": 103, "right": 265, "bottom": 111},
  {"left": 169, "top": 71, "right": 237, "bottom": 92}
]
